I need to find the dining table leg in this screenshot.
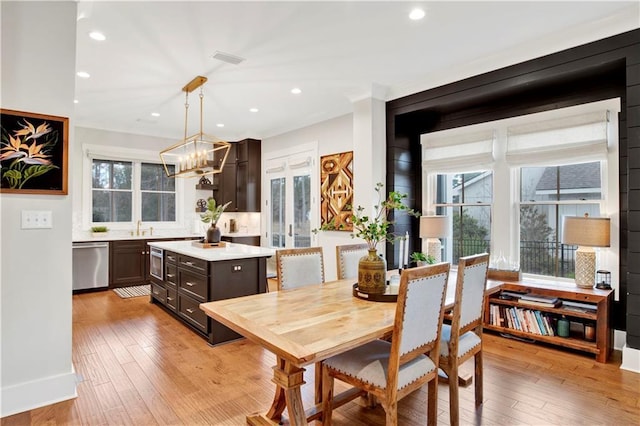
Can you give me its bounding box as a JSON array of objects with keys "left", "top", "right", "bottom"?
[{"left": 247, "top": 356, "right": 307, "bottom": 426}]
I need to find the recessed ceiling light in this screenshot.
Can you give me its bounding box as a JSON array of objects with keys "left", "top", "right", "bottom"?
[
  {"left": 249, "top": 108, "right": 259, "bottom": 113},
  {"left": 73, "top": 99, "right": 79, "bottom": 104},
  {"left": 76, "top": 71, "right": 90, "bottom": 79},
  {"left": 89, "top": 31, "right": 106, "bottom": 41},
  {"left": 216, "top": 123, "right": 225, "bottom": 128},
  {"left": 151, "top": 112, "right": 160, "bottom": 117},
  {"left": 291, "top": 88, "right": 302, "bottom": 95},
  {"left": 409, "top": 8, "right": 425, "bottom": 20}
]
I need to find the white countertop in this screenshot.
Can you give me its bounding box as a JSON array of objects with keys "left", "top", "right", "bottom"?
[
  {"left": 72, "top": 230, "right": 200, "bottom": 243},
  {"left": 147, "top": 240, "right": 275, "bottom": 261}
]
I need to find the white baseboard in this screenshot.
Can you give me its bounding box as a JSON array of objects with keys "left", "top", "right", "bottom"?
[
  {"left": 1, "top": 371, "right": 77, "bottom": 418},
  {"left": 620, "top": 344, "right": 640, "bottom": 373}
]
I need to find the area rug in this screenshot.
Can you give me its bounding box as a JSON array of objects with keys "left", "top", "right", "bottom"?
[{"left": 113, "top": 285, "right": 150, "bottom": 299}]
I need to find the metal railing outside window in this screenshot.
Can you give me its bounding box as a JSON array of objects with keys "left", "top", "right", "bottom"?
[{"left": 451, "top": 239, "right": 576, "bottom": 277}]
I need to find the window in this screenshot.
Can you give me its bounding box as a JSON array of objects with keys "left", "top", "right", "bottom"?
[
  {"left": 423, "top": 98, "right": 619, "bottom": 285},
  {"left": 92, "top": 160, "right": 133, "bottom": 222},
  {"left": 90, "top": 158, "right": 176, "bottom": 225},
  {"left": 141, "top": 163, "right": 176, "bottom": 221},
  {"left": 434, "top": 172, "right": 492, "bottom": 265},
  {"left": 519, "top": 162, "right": 602, "bottom": 277}
]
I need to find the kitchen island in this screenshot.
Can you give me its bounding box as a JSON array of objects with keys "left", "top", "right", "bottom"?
[{"left": 147, "top": 240, "right": 275, "bottom": 345}]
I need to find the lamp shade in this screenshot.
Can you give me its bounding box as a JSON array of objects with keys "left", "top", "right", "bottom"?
[
  {"left": 420, "top": 215, "right": 450, "bottom": 238},
  {"left": 562, "top": 215, "right": 610, "bottom": 247}
]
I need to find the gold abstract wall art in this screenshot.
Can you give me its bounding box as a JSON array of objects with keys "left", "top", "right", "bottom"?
[{"left": 320, "top": 151, "right": 354, "bottom": 231}]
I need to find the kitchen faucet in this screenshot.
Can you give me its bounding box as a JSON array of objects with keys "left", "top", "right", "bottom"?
[{"left": 136, "top": 220, "right": 142, "bottom": 236}]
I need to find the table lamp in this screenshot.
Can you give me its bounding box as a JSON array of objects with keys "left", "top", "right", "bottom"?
[
  {"left": 420, "top": 215, "right": 450, "bottom": 263},
  {"left": 561, "top": 214, "right": 610, "bottom": 288}
]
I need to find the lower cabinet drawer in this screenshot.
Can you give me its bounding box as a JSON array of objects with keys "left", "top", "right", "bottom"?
[
  {"left": 179, "top": 269, "right": 208, "bottom": 301},
  {"left": 178, "top": 254, "right": 208, "bottom": 275},
  {"left": 151, "top": 283, "right": 166, "bottom": 304},
  {"left": 178, "top": 294, "right": 208, "bottom": 332},
  {"left": 165, "top": 264, "right": 177, "bottom": 289},
  {"left": 166, "top": 288, "right": 177, "bottom": 311}
]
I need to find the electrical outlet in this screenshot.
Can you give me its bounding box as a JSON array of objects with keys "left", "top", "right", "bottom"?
[{"left": 21, "top": 210, "right": 53, "bottom": 229}]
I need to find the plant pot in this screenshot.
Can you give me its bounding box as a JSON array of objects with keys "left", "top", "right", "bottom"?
[
  {"left": 357, "top": 249, "right": 387, "bottom": 295},
  {"left": 416, "top": 260, "right": 427, "bottom": 267},
  {"left": 206, "top": 224, "right": 222, "bottom": 243}
]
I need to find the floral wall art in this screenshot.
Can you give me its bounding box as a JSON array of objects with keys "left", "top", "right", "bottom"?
[
  {"left": 0, "top": 109, "right": 68, "bottom": 194},
  {"left": 320, "top": 151, "right": 354, "bottom": 231}
]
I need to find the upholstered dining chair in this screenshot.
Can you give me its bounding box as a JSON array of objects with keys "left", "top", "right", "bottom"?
[
  {"left": 275, "top": 246, "right": 326, "bottom": 403},
  {"left": 335, "top": 243, "right": 369, "bottom": 280},
  {"left": 321, "top": 263, "right": 450, "bottom": 426},
  {"left": 440, "top": 253, "right": 489, "bottom": 426},
  {"left": 275, "top": 246, "right": 325, "bottom": 291}
]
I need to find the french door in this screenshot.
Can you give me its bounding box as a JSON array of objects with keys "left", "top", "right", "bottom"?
[{"left": 265, "top": 146, "right": 317, "bottom": 249}]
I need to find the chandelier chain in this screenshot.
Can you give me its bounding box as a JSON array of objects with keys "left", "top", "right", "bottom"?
[
  {"left": 183, "top": 91, "right": 190, "bottom": 142},
  {"left": 199, "top": 87, "right": 204, "bottom": 135}
]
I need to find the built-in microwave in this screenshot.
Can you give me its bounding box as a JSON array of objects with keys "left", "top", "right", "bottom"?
[{"left": 149, "top": 247, "right": 164, "bottom": 280}]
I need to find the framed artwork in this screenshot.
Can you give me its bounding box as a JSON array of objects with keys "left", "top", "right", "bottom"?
[
  {"left": 0, "top": 109, "right": 68, "bottom": 195},
  {"left": 320, "top": 151, "right": 354, "bottom": 231}
]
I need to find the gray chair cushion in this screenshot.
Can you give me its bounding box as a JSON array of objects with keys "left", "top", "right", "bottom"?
[
  {"left": 323, "top": 339, "right": 436, "bottom": 390},
  {"left": 439, "top": 324, "right": 481, "bottom": 357}
]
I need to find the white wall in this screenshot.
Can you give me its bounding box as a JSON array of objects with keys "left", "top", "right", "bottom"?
[
  {"left": 1, "top": 1, "right": 78, "bottom": 416},
  {"left": 262, "top": 102, "right": 387, "bottom": 282}
]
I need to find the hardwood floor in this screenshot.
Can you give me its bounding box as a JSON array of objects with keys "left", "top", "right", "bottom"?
[{"left": 3, "top": 289, "right": 639, "bottom": 425}]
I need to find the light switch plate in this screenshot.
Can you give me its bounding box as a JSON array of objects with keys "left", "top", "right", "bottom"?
[{"left": 21, "top": 210, "right": 53, "bottom": 229}]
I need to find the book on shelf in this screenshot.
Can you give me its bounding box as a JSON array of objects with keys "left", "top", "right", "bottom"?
[
  {"left": 489, "top": 303, "right": 560, "bottom": 336},
  {"left": 533, "top": 310, "right": 547, "bottom": 335},
  {"left": 496, "top": 291, "right": 562, "bottom": 308},
  {"left": 528, "top": 310, "right": 541, "bottom": 334},
  {"left": 520, "top": 299, "right": 563, "bottom": 308},
  {"left": 520, "top": 294, "right": 559, "bottom": 304},
  {"left": 501, "top": 291, "right": 526, "bottom": 299},
  {"left": 562, "top": 300, "right": 597, "bottom": 312}
]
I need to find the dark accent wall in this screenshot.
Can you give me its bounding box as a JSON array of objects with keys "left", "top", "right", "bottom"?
[{"left": 386, "top": 29, "right": 640, "bottom": 349}]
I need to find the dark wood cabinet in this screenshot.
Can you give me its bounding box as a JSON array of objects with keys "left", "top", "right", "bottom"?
[
  {"left": 151, "top": 250, "right": 268, "bottom": 345},
  {"left": 213, "top": 138, "right": 261, "bottom": 212},
  {"left": 110, "top": 237, "right": 196, "bottom": 288},
  {"left": 235, "top": 138, "right": 261, "bottom": 212},
  {"left": 221, "top": 235, "right": 260, "bottom": 246},
  {"left": 110, "top": 240, "right": 148, "bottom": 288},
  {"left": 219, "top": 161, "right": 237, "bottom": 209}
]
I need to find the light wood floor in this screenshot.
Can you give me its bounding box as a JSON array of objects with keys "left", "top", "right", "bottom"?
[{"left": 2, "top": 289, "right": 639, "bottom": 426}]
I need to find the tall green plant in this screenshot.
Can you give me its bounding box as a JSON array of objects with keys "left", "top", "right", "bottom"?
[{"left": 316, "top": 182, "right": 418, "bottom": 250}]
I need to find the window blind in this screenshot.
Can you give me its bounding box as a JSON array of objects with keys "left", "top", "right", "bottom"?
[
  {"left": 506, "top": 110, "right": 609, "bottom": 165},
  {"left": 422, "top": 129, "right": 495, "bottom": 172}
]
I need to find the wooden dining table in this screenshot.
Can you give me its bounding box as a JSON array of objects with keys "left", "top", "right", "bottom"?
[{"left": 200, "top": 272, "right": 500, "bottom": 425}]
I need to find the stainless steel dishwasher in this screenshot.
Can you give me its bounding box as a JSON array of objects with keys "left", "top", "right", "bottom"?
[{"left": 72, "top": 241, "right": 109, "bottom": 291}]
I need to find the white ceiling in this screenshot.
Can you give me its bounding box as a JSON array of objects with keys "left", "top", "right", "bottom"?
[{"left": 74, "top": 1, "right": 639, "bottom": 143}]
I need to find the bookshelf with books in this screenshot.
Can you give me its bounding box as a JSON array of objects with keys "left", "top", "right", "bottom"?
[{"left": 483, "top": 282, "right": 613, "bottom": 363}]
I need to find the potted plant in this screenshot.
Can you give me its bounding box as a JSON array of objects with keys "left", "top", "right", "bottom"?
[
  {"left": 91, "top": 225, "right": 108, "bottom": 237},
  {"left": 317, "top": 182, "right": 417, "bottom": 294},
  {"left": 410, "top": 251, "right": 436, "bottom": 267},
  {"left": 200, "top": 197, "right": 232, "bottom": 243}
]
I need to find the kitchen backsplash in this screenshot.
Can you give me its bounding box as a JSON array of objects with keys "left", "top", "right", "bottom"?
[{"left": 192, "top": 211, "right": 261, "bottom": 236}]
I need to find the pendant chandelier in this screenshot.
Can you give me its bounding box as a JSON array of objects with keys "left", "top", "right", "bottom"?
[{"left": 160, "top": 76, "right": 231, "bottom": 178}]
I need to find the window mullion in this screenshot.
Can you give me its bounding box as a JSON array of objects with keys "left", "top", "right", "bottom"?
[{"left": 133, "top": 161, "right": 141, "bottom": 224}]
